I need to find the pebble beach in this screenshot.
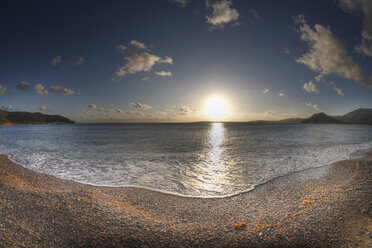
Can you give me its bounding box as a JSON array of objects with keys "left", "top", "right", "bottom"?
[{"left": 0, "top": 154, "right": 371, "bottom": 247}]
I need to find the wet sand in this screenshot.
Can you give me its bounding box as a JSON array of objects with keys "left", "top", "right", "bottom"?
[{"left": 0, "top": 154, "right": 371, "bottom": 247}]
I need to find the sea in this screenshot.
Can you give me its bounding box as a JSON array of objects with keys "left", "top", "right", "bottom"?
[{"left": 1, "top": 123, "right": 372, "bottom": 197}]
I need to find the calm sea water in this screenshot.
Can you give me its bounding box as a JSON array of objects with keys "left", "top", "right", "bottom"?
[{"left": 1, "top": 123, "right": 372, "bottom": 197}]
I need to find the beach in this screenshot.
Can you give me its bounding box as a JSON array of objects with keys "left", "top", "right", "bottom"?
[{"left": 0, "top": 154, "right": 371, "bottom": 247}]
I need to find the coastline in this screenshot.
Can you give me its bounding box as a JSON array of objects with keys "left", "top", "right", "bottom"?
[{"left": 0, "top": 154, "right": 371, "bottom": 247}]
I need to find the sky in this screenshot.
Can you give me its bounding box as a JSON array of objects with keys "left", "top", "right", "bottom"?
[{"left": 0, "top": 0, "right": 371, "bottom": 122}]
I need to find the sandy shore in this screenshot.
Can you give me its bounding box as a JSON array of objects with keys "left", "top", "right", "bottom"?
[{"left": 0, "top": 154, "right": 371, "bottom": 247}]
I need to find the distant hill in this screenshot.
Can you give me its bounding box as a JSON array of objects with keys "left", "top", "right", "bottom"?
[
  {"left": 302, "top": 109, "right": 372, "bottom": 125},
  {"left": 301, "top": 113, "right": 343, "bottom": 124},
  {"left": 244, "top": 118, "right": 305, "bottom": 124},
  {"left": 334, "top": 108, "right": 372, "bottom": 125},
  {"left": 0, "top": 110, "right": 75, "bottom": 125},
  {"left": 277, "top": 118, "right": 305, "bottom": 124}
]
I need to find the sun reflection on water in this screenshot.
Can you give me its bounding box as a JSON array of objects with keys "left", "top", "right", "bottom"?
[
  {"left": 208, "top": 123, "right": 225, "bottom": 166},
  {"left": 196, "top": 122, "right": 228, "bottom": 193}
]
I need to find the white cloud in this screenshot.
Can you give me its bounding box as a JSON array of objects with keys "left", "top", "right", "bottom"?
[
  {"left": 125, "top": 110, "right": 145, "bottom": 116},
  {"left": 155, "top": 71, "right": 172, "bottom": 77},
  {"left": 88, "top": 104, "right": 96, "bottom": 109},
  {"left": 160, "top": 56, "right": 173, "bottom": 64},
  {"left": 303, "top": 81, "right": 319, "bottom": 93},
  {"left": 130, "top": 102, "right": 152, "bottom": 109},
  {"left": 333, "top": 87, "right": 344, "bottom": 96},
  {"left": 51, "top": 56, "right": 62, "bottom": 66},
  {"left": 2, "top": 105, "right": 12, "bottom": 111},
  {"left": 0, "top": 84, "right": 7, "bottom": 96},
  {"left": 206, "top": 0, "right": 239, "bottom": 29},
  {"left": 264, "top": 110, "right": 275, "bottom": 116},
  {"left": 129, "top": 40, "right": 147, "bottom": 50},
  {"left": 73, "top": 56, "right": 84, "bottom": 66},
  {"left": 17, "top": 81, "right": 31, "bottom": 91},
  {"left": 116, "top": 108, "right": 124, "bottom": 114},
  {"left": 279, "top": 90, "right": 286, "bottom": 96},
  {"left": 178, "top": 105, "right": 191, "bottom": 113},
  {"left": 337, "top": 0, "right": 372, "bottom": 57},
  {"left": 306, "top": 102, "right": 321, "bottom": 111},
  {"left": 155, "top": 111, "right": 168, "bottom": 116},
  {"left": 170, "top": 0, "right": 188, "bottom": 7},
  {"left": 262, "top": 88, "right": 270, "bottom": 94},
  {"left": 34, "top": 84, "right": 48, "bottom": 95},
  {"left": 115, "top": 41, "right": 173, "bottom": 77},
  {"left": 117, "top": 44, "right": 126, "bottom": 53},
  {"left": 115, "top": 52, "right": 159, "bottom": 75},
  {"left": 50, "top": 86, "right": 75, "bottom": 95},
  {"left": 284, "top": 48, "right": 290, "bottom": 55},
  {"left": 141, "top": 77, "right": 150, "bottom": 81},
  {"left": 328, "top": 82, "right": 344, "bottom": 96},
  {"left": 98, "top": 107, "right": 105, "bottom": 112},
  {"left": 40, "top": 105, "right": 48, "bottom": 111},
  {"left": 295, "top": 15, "right": 372, "bottom": 89}
]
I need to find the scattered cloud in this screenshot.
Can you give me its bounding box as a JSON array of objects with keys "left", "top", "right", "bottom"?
[
  {"left": 303, "top": 81, "right": 319, "bottom": 93},
  {"left": 170, "top": 0, "right": 188, "bottom": 7},
  {"left": 295, "top": 15, "right": 372, "bottom": 89},
  {"left": 178, "top": 105, "right": 191, "bottom": 113},
  {"left": 115, "top": 41, "right": 173, "bottom": 77},
  {"left": 73, "top": 56, "right": 84, "bottom": 66},
  {"left": 284, "top": 48, "right": 290, "bottom": 55},
  {"left": 155, "top": 111, "right": 168, "bottom": 116},
  {"left": 117, "top": 44, "right": 126, "bottom": 53},
  {"left": 306, "top": 102, "right": 321, "bottom": 111},
  {"left": 129, "top": 40, "right": 146, "bottom": 50},
  {"left": 51, "top": 56, "right": 62, "bottom": 66},
  {"left": 88, "top": 104, "right": 96, "bottom": 109},
  {"left": 75, "top": 105, "right": 203, "bottom": 123},
  {"left": 2, "top": 105, "right": 13, "bottom": 111},
  {"left": 328, "top": 81, "right": 344, "bottom": 96},
  {"left": 130, "top": 102, "right": 152, "bottom": 109},
  {"left": 34, "top": 84, "right": 48, "bottom": 95},
  {"left": 262, "top": 88, "right": 270, "bottom": 94},
  {"left": 294, "top": 14, "right": 306, "bottom": 24},
  {"left": 248, "top": 9, "right": 260, "bottom": 20},
  {"left": 205, "top": 0, "right": 239, "bottom": 29},
  {"left": 333, "top": 86, "right": 344, "bottom": 96},
  {"left": 17, "top": 81, "right": 31, "bottom": 91},
  {"left": 116, "top": 108, "right": 124, "bottom": 114},
  {"left": 264, "top": 110, "right": 275, "bottom": 116},
  {"left": 50, "top": 86, "right": 76, "bottom": 95},
  {"left": 337, "top": 0, "right": 372, "bottom": 57},
  {"left": 141, "top": 77, "right": 150, "bottom": 81},
  {"left": 125, "top": 110, "right": 145, "bottom": 116},
  {"left": 53, "top": 55, "right": 84, "bottom": 67},
  {"left": 0, "top": 85, "right": 7, "bottom": 96},
  {"left": 279, "top": 90, "right": 286, "bottom": 96},
  {"left": 160, "top": 56, "right": 173, "bottom": 64},
  {"left": 40, "top": 105, "right": 48, "bottom": 111},
  {"left": 155, "top": 71, "right": 172, "bottom": 77}
]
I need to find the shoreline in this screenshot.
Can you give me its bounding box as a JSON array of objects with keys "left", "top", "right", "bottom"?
[
  {"left": 4, "top": 149, "right": 371, "bottom": 199},
  {"left": 0, "top": 154, "right": 371, "bottom": 247}
]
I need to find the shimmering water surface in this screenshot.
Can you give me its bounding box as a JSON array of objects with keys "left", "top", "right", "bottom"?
[{"left": 1, "top": 123, "right": 372, "bottom": 197}]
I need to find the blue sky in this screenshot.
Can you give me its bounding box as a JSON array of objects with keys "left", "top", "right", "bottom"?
[{"left": 0, "top": 0, "right": 371, "bottom": 122}]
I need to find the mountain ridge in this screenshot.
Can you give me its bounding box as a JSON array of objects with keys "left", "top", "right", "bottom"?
[{"left": 301, "top": 108, "right": 372, "bottom": 125}]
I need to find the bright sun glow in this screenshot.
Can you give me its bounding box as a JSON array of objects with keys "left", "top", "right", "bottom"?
[{"left": 205, "top": 96, "right": 229, "bottom": 121}]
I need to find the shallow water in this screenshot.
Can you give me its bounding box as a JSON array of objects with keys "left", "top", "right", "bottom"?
[{"left": 1, "top": 123, "right": 372, "bottom": 197}]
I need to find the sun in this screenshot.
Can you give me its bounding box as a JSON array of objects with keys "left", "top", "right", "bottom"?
[{"left": 204, "top": 96, "right": 229, "bottom": 121}]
